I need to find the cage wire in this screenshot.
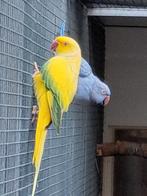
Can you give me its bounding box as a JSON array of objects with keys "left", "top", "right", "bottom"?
[{"left": 0, "top": 0, "right": 100, "bottom": 195}]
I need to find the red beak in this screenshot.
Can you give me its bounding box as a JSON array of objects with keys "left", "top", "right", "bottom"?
[
  {"left": 104, "top": 96, "right": 110, "bottom": 106},
  {"left": 51, "top": 40, "right": 58, "bottom": 51}
]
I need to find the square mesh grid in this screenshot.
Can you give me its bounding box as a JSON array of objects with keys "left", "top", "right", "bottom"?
[{"left": 0, "top": 0, "right": 100, "bottom": 195}]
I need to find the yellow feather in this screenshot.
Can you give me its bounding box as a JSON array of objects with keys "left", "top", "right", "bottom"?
[
  {"left": 43, "top": 36, "right": 81, "bottom": 112},
  {"left": 44, "top": 54, "right": 81, "bottom": 112},
  {"left": 32, "top": 73, "right": 51, "bottom": 196},
  {"left": 32, "top": 36, "right": 81, "bottom": 196}
]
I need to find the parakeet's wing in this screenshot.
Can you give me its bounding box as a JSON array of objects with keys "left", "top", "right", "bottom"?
[
  {"left": 41, "top": 56, "right": 77, "bottom": 131},
  {"left": 79, "top": 58, "right": 92, "bottom": 77}
]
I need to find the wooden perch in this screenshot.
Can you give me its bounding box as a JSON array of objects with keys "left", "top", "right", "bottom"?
[{"left": 96, "top": 141, "right": 147, "bottom": 158}]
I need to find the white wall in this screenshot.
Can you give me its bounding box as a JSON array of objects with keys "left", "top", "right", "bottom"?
[{"left": 105, "top": 27, "right": 147, "bottom": 127}]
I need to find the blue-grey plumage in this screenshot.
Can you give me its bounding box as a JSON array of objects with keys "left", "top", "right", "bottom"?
[{"left": 75, "top": 58, "right": 111, "bottom": 106}]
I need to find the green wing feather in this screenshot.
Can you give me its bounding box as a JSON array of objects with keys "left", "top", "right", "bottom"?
[{"left": 41, "top": 60, "right": 61, "bottom": 132}]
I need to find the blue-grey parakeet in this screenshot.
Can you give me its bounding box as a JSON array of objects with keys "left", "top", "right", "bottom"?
[{"left": 75, "top": 58, "right": 111, "bottom": 106}]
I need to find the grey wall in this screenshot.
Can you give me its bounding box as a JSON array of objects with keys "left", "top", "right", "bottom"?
[
  {"left": 0, "top": 0, "right": 100, "bottom": 196},
  {"left": 105, "top": 27, "right": 147, "bottom": 127}
]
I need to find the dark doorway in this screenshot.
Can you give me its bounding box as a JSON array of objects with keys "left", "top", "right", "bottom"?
[
  {"left": 114, "top": 129, "right": 147, "bottom": 196},
  {"left": 88, "top": 17, "right": 105, "bottom": 195}
]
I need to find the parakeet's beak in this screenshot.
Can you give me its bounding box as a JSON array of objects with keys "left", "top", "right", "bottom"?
[
  {"left": 103, "top": 95, "right": 110, "bottom": 106},
  {"left": 51, "top": 40, "right": 58, "bottom": 51}
]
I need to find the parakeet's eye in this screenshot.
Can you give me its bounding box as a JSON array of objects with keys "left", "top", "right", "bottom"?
[
  {"left": 101, "top": 89, "right": 107, "bottom": 95},
  {"left": 64, "top": 42, "right": 68, "bottom": 46}
]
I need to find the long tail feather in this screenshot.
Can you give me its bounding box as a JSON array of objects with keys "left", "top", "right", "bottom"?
[
  {"left": 32, "top": 128, "right": 48, "bottom": 196},
  {"left": 32, "top": 73, "right": 51, "bottom": 196}
]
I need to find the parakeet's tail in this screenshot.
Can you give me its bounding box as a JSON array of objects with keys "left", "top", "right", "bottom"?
[
  {"left": 32, "top": 109, "right": 51, "bottom": 196},
  {"left": 32, "top": 128, "right": 48, "bottom": 196},
  {"left": 32, "top": 109, "right": 51, "bottom": 165},
  {"left": 32, "top": 73, "right": 51, "bottom": 196}
]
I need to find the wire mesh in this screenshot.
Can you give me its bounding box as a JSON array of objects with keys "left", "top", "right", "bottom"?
[{"left": 0, "top": 0, "right": 100, "bottom": 195}]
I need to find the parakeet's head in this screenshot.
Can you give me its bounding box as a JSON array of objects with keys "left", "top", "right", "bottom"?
[
  {"left": 91, "top": 77, "right": 111, "bottom": 106},
  {"left": 51, "top": 36, "right": 81, "bottom": 55}
]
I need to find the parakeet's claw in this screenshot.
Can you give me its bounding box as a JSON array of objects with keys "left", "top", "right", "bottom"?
[
  {"left": 32, "top": 62, "right": 40, "bottom": 77},
  {"left": 32, "top": 105, "right": 38, "bottom": 124}
]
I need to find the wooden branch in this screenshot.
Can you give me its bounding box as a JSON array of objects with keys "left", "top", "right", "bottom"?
[{"left": 96, "top": 141, "right": 147, "bottom": 158}]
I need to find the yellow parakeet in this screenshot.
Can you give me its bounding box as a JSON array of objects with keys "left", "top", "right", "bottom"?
[{"left": 32, "top": 36, "right": 81, "bottom": 196}]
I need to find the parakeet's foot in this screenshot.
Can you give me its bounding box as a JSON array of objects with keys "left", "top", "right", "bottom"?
[
  {"left": 32, "top": 62, "right": 40, "bottom": 77},
  {"left": 32, "top": 62, "right": 39, "bottom": 124},
  {"left": 32, "top": 105, "right": 38, "bottom": 124}
]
